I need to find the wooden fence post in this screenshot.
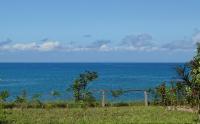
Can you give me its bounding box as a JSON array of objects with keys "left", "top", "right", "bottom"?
[
  {"left": 101, "top": 90, "right": 105, "bottom": 107},
  {"left": 144, "top": 91, "right": 148, "bottom": 106}
]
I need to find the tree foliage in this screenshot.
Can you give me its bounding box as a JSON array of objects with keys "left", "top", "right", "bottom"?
[
  {"left": 71, "top": 71, "right": 98, "bottom": 102},
  {"left": 188, "top": 43, "right": 200, "bottom": 111}
]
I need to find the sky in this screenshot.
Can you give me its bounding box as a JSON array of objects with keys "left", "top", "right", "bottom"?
[{"left": 0, "top": 0, "right": 200, "bottom": 62}]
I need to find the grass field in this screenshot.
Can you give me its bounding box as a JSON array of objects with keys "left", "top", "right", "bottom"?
[{"left": 2, "top": 106, "right": 197, "bottom": 124}]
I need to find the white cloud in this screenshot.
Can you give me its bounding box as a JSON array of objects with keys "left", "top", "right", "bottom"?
[
  {"left": 0, "top": 41, "right": 61, "bottom": 52},
  {"left": 38, "top": 41, "right": 60, "bottom": 51},
  {"left": 12, "top": 42, "right": 38, "bottom": 51}
]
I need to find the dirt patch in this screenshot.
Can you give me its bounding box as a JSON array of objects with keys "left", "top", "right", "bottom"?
[{"left": 166, "top": 106, "right": 197, "bottom": 113}]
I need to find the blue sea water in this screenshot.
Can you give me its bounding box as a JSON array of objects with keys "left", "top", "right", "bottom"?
[{"left": 0, "top": 63, "right": 183, "bottom": 102}]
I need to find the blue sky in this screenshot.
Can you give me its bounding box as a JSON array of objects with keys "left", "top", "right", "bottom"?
[{"left": 0, "top": 0, "right": 200, "bottom": 62}]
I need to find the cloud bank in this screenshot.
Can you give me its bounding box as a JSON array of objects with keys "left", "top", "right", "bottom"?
[{"left": 0, "top": 31, "right": 199, "bottom": 52}]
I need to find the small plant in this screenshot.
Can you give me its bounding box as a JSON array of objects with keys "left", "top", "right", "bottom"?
[
  {"left": 155, "top": 82, "right": 167, "bottom": 105},
  {"left": 15, "top": 90, "right": 28, "bottom": 109},
  {"left": 0, "top": 90, "right": 9, "bottom": 103},
  {"left": 15, "top": 90, "right": 28, "bottom": 103},
  {"left": 51, "top": 90, "right": 61, "bottom": 100},
  {"left": 111, "top": 89, "right": 124, "bottom": 98},
  {"left": 31, "top": 93, "right": 43, "bottom": 108},
  {"left": 31, "top": 93, "right": 41, "bottom": 101}
]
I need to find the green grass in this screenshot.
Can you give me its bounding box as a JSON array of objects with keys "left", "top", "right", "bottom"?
[{"left": 3, "top": 106, "right": 197, "bottom": 124}]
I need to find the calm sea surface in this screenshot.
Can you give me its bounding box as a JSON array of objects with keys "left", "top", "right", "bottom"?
[{"left": 0, "top": 63, "right": 183, "bottom": 101}]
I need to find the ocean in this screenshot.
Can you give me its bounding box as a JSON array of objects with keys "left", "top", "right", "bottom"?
[{"left": 0, "top": 63, "right": 183, "bottom": 102}]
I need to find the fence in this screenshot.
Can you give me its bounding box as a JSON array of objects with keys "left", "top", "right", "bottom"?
[{"left": 93, "top": 89, "right": 149, "bottom": 107}]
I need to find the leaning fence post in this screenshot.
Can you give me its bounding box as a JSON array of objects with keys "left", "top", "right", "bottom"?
[
  {"left": 101, "top": 90, "right": 105, "bottom": 107},
  {"left": 144, "top": 90, "right": 148, "bottom": 106}
]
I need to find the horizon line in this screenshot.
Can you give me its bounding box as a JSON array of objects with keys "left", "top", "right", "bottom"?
[{"left": 0, "top": 61, "right": 187, "bottom": 64}]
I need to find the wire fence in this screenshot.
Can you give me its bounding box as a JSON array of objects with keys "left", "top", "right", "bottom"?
[{"left": 90, "top": 89, "right": 149, "bottom": 107}]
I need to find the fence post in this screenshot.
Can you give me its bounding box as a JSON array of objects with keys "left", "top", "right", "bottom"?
[
  {"left": 144, "top": 90, "right": 148, "bottom": 106},
  {"left": 101, "top": 90, "right": 105, "bottom": 107}
]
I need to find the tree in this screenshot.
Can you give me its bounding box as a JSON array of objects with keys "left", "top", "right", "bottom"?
[
  {"left": 189, "top": 43, "right": 200, "bottom": 114},
  {"left": 71, "top": 71, "right": 98, "bottom": 102}
]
